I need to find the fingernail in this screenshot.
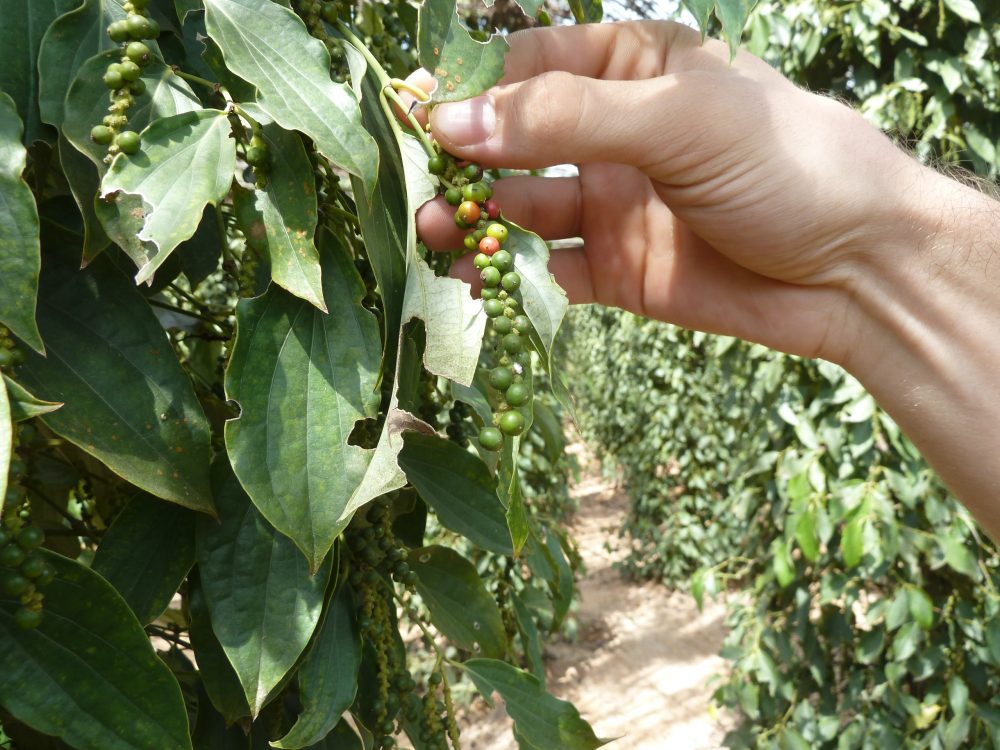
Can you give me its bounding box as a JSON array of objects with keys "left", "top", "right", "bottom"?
[{"left": 432, "top": 95, "right": 496, "bottom": 145}]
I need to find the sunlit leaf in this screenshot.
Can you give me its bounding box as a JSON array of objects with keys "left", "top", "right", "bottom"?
[
  {"left": 0, "top": 93, "right": 43, "bottom": 352},
  {"left": 203, "top": 0, "right": 377, "bottom": 189}
]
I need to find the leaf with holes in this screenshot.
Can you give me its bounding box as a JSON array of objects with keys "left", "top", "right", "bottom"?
[
  {"left": 224, "top": 232, "right": 381, "bottom": 571},
  {"left": 100, "top": 109, "right": 236, "bottom": 285}
]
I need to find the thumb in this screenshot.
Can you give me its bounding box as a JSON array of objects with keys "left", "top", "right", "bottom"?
[{"left": 428, "top": 71, "right": 708, "bottom": 170}]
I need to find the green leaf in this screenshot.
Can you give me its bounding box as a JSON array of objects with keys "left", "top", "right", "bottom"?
[
  {"left": 58, "top": 136, "right": 110, "bottom": 263},
  {"left": 503, "top": 220, "right": 568, "bottom": 387},
  {"left": 463, "top": 659, "right": 606, "bottom": 750},
  {"left": 0, "top": 93, "right": 43, "bottom": 352},
  {"left": 38, "top": 0, "right": 128, "bottom": 128},
  {"left": 0, "top": 378, "right": 9, "bottom": 514},
  {"left": 715, "top": 0, "right": 758, "bottom": 58},
  {"left": 188, "top": 574, "right": 251, "bottom": 725},
  {"left": 794, "top": 509, "right": 820, "bottom": 563},
  {"left": 681, "top": 0, "right": 714, "bottom": 35},
  {"left": 272, "top": 584, "right": 362, "bottom": 749},
  {"left": 0, "top": 551, "right": 193, "bottom": 750},
  {"left": 771, "top": 538, "right": 795, "bottom": 587},
  {"left": 238, "top": 104, "right": 324, "bottom": 311},
  {"left": 14, "top": 248, "right": 214, "bottom": 513},
  {"left": 398, "top": 432, "right": 512, "bottom": 555},
  {"left": 3, "top": 376, "right": 61, "bottom": 422},
  {"left": 64, "top": 51, "right": 202, "bottom": 176},
  {"left": 100, "top": 110, "right": 236, "bottom": 285},
  {"left": 841, "top": 517, "right": 865, "bottom": 568},
  {"left": 402, "top": 255, "right": 486, "bottom": 386},
  {"left": 0, "top": 0, "right": 78, "bottom": 145},
  {"left": 567, "top": 0, "right": 604, "bottom": 23},
  {"left": 409, "top": 546, "right": 507, "bottom": 659},
  {"left": 907, "top": 586, "right": 934, "bottom": 631},
  {"left": 417, "top": 0, "right": 509, "bottom": 102},
  {"left": 92, "top": 493, "right": 196, "bottom": 624},
  {"left": 942, "top": 0, "right": 981, "bottom": 23},
  {"left": 348, "top": 62, "right": 408, "bottom": 371},
  {"left": 505, "top": 469, "right": 530, "bottom": 557},
  {"left": 203, "top": 0, "right": 377, "bottom": 189},
  {"left": 781, "top": 728, "right": 811, "bottom": 750},
  {"left": 512, "top": 592, "right": 545, "bottom": 685},
  {"left": 224, "top": 233, "right": 381, "bottom": 571},
  {"left": 196, "top": 459, "right": 333, "bottom": 716},
  {"left": 985, "top": 618, "right": 1000, "bottom": 664},
  {"left": 942, "top": 535, "right": 979, "bottom": 578}
]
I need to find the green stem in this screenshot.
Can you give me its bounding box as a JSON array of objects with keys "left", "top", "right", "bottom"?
[
  {"left": 382, "top": 85, "right": 436, "bottom": 158},
  {"left": 324, "top": 205, "right": 361, "bottom": 227},
  {"left": 171, "top": 67, "right": 219, "bottom": 91},
  {"left": 149, "top": 299, "right": 227, "bottom": 329}
]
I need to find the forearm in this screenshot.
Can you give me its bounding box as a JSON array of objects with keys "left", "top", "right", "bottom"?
[{"left": 840, "top": 165, "right": 1000, "bottom": 534}]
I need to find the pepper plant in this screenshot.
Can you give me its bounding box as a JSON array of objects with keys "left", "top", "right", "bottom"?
[{"left": 0, "top": 0, "right": 614, "bottom": 748}]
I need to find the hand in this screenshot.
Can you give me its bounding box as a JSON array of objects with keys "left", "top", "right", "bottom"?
[
  {"left": 409, "top": 20, "right": 1000, "bottom": 535},
  {"left": 412, "top": 20, "right": 924, "bottom": 366}
]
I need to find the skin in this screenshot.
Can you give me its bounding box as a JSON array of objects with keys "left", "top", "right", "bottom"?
[{"left": 408, "top": 20, "right": 1000, "bottom": 537}]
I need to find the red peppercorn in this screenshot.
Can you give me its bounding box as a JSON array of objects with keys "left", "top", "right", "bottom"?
[
  {"left": 479, "top": 236, "right": 501, "bottom": 255},
  {"left": 484, "top": 199, "right": 501, "bottom": 219}
]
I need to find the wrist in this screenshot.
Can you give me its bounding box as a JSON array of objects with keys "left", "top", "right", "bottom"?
[{"left": 836, "top": 166, "right": 1000, "bottom": 529}]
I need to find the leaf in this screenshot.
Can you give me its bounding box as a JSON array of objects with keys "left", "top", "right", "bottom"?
[
  {"left": 0, "top": 551, "right": 192, "bottom": 750},
  {"left": 505, "top": 469, "right": 530, "bottom": 557},
  {"left": 771, "top": 538, "right": 795, "bottom": 588},
  {"left": 348, "top": 61, "right": 408, "bottom": 370},
  {"left": 64, "top": 51, "right": 202, "bottom": 176},
  {"left": 402, "top": 255, "right": 486, "bottom": 386},
  {"left": 942, "top": 0, "right": 981, "bottom": 23},
  {"left": 681, "top": 0, "right": 714, "bottom": 35},
  {"left": 196, "top": 459, "right": 333, "bottom": 716},
  {"left": 203, "top": 0, "right": 377, "bottom": 189},
  {"left": 38, "top": 0, "right": 128, "bottom": 128},
  {"left": 397, "top": 432, "right": 512, "bottom": 555},
  {"left": 941, "top": 535, "right": 978, "bottom": 578},
  {"left": 985, "top": 618, "right": 1000, "bottom": 664},
  {"left": 224, "top": 234, "right": 381, "bottom": 571},
  {"left": 841, "top": 517, "right": 865, "bottom": 568},
  {"left": 0, "top": 378, "right": 9, "bottom": 514},
  {"left": 417, "top": 0, "right": 509, "bottom": 102},
  {"left": 188, "top": 574, "right": 251, "bottom": 725},
  {"left": 567, "top": 0, "right": 604, "bottom": 23},
  {"left": 92, "top": 493, "right": 196, "bottom": 624},
  {"left": 795, "top": 509, "right": 820, "bottom": 563},
  {"left": 409, "top": 546, "right": 507, "bottom": 659},
  {"left": 14, "top": 248, "right": 214, "bottom": 512},
  {"left": 715, "top": 0, "right": 759, "bottom": 58},
  {"left": 907, "top": 586, "right": 934, "bottom": 631},
  {"left": 0, "top": 93, "right": 43, "bottom": 352},
  {"left": 502, "top": 220, "right": 569, "bottom": 385},
  {"left": 964, "top": 124, "right": 997, "bottom": 166},
  {"left": 100, "top": 109, "right": 237, "bottom": 285},
  {"left": 239, "top": 104, "right": 324, "bottom": 311},
  {"left": 512, "top": 593, "right": 545, "bottom": 685},
  {"left": 59, "top": 136, "right": 110, "bottom": 263},
  {"left": 3, "top": 377, "right": 61, "bottom": 423},
  {"left": 781, "top": 728, "right": 811, "bottom": 750},
  {"left": 0, "top": 0, "right": 78, "bottom": 145},
  {"left": 463, "top": 659, "right": 606, "bottom": 750},
  {"left": 272, "top": 583, "right": 362, "bottom": 749}
]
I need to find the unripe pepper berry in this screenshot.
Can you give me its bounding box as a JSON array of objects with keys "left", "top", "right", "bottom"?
[
  {"left": 480, "top": 267, "right": 501, "bottom": 288},
  {"left": 483, "top": 299, "right": 504, "bottom": 317},
  {"left": 473, "top": 253, "right": 492, "bottom": 269},
  {"left": 489, "top": 367, "right": 514, "bottom": 390},
  {"left": 115, "top": 130, "right": 141, "bottom": 154},
  {"left": 490, "top": 249, "right": 513, "bottom": 272},
  {"left": 493, "top": 316, "right": 513, "bottom": 334},
  {"left": 444, "top": 187, "right": 463, "bottom": 206},
  {"left": 498, "top": 410, "right": 525, "bottom": 436},
  {"left": 479, "top": 427, "right": 503, "bottom": 451},
  {"left": 427, "top": 154, "right": 447, "bottom": 175},
  {"left": 501, "top": 272, "right": 521, "bottom": 292},
  {"left": 505, "top": 382, "right": 530, "bottom": 406},
  {"left": 464, "top": 234, "right": 479, "bottom": 252},
  {"left": 486, "top": 223, "right": 508, "bottom": 243},
  {"left": 126, "top": 41, "right": 150, "bottom": 65}
]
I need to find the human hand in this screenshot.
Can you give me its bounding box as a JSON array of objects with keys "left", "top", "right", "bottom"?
[{"left": 411, "top": 20, "right": 927, "bottom": 366}]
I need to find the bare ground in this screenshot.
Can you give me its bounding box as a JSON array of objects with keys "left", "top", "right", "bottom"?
[{"left": 459, "top": 443, "right": 736, "bottom": 749}]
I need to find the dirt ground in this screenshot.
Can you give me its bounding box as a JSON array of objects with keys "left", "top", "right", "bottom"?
[{"left": 458, "top": 443, "right": 736, "bottom": 749}]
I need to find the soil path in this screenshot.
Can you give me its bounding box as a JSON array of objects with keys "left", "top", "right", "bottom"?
[{"left": 459, "top": 443, "right": 735, "bottom": 749}]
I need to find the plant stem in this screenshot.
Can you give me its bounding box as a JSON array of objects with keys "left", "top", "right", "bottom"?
[
  {"left": 149, "top": 299, "right": 226, "bottom": 329},
  {"left": 171, "top": 67, "right": 219, "bottom": 92},
  {"left": 381, "top": 85, "right": 436, "bottom": 158}
]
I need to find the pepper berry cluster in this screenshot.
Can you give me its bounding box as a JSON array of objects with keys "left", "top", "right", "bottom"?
[
  {"left": 1, "top": 454, "right": 54, "bottom": 630},
  {"left": 428, "top": 151, "right": 532, "bottom": 453},
  {"left": 90, "top": 0, "right": 160, "bottom": 160}
]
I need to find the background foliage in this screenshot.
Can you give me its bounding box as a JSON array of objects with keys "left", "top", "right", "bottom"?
[{"left": 570, "top": 0, "right": 1000, "bottom": 746}]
